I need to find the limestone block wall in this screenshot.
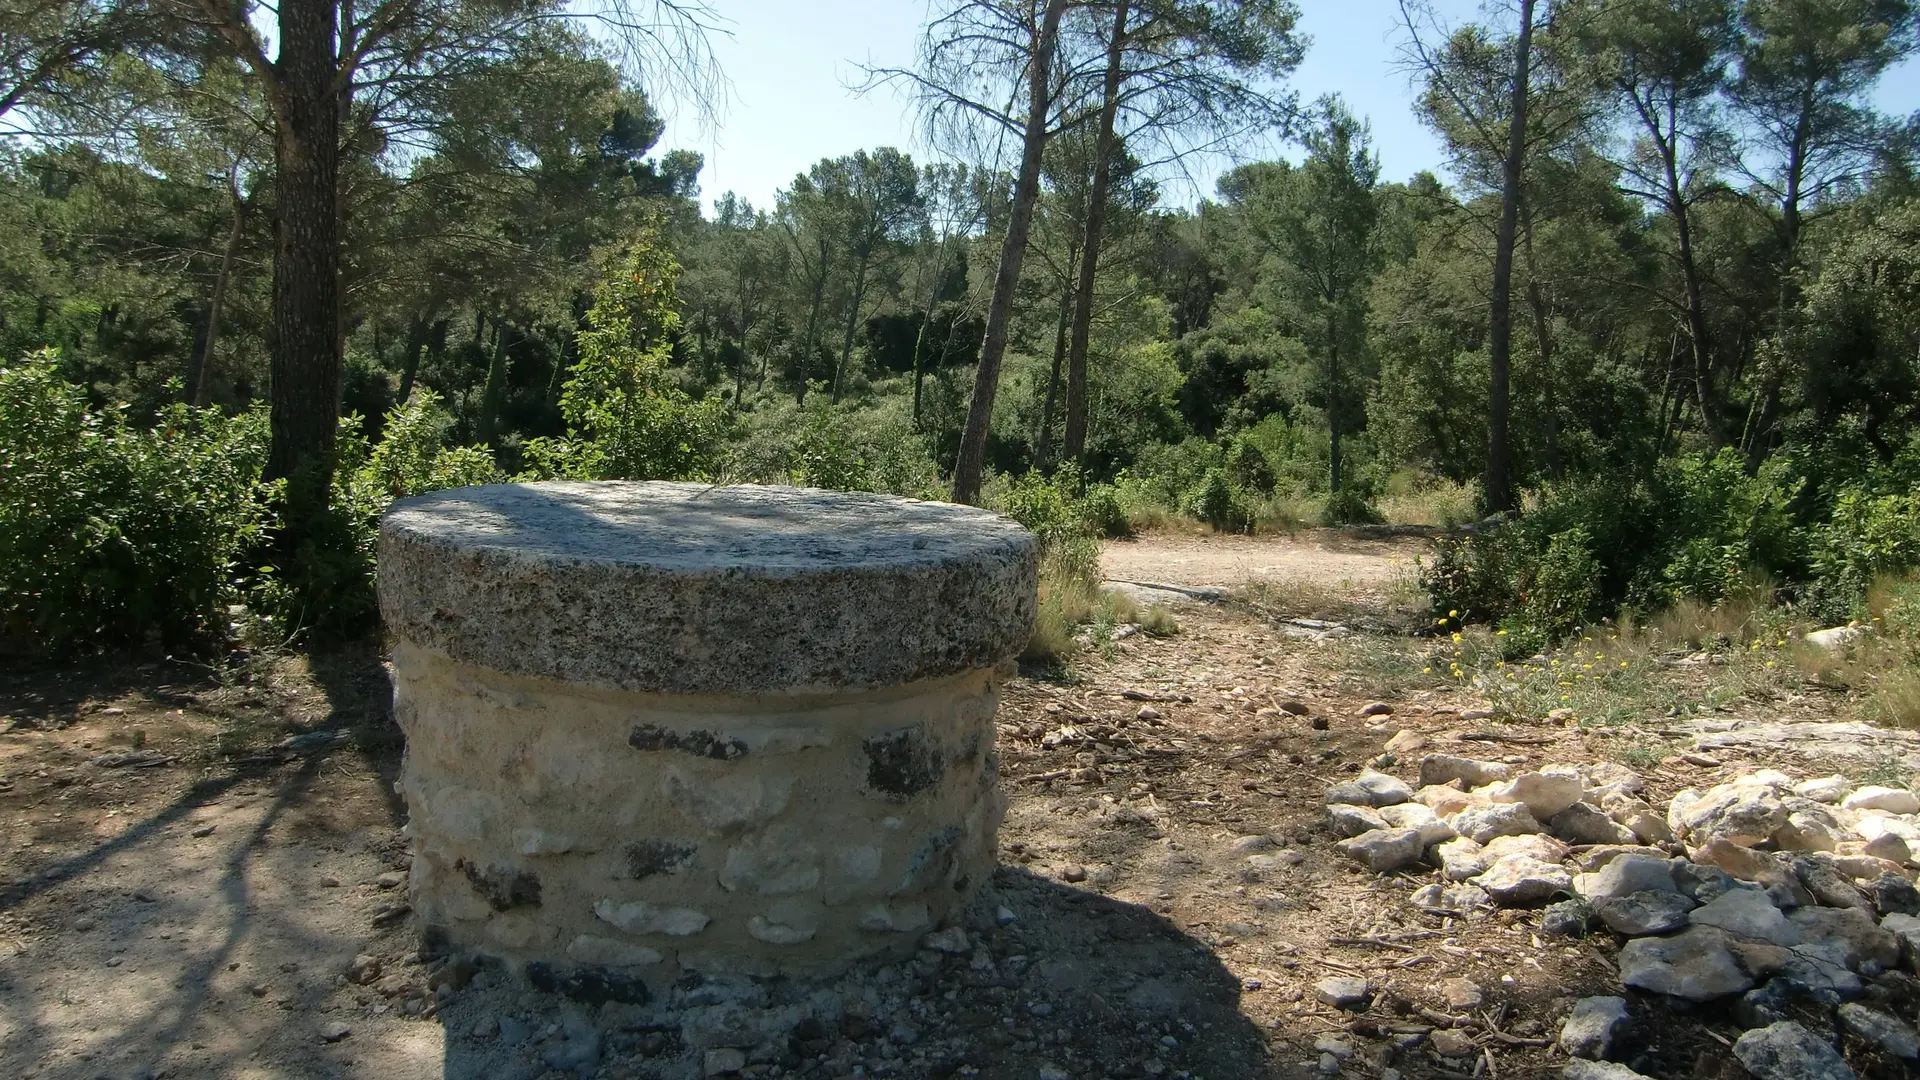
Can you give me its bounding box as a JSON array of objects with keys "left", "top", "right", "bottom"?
[
  {"left": 395, "top": 644, "right": 1006, "bottom": 993},
  {"left": 377, "top": 482, "right": 1036, "bottom": 1001}
]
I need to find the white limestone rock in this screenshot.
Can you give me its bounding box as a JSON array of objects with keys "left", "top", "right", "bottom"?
[
  {"left": 1794, "top": 775, "right": 1852, "bottom": 804},
  {"left": 1842, "top": 786, "right": 1920, "bottom": 814},
  {"left": 1435, "top": 836, "right": 1489, "bottom": 882},
  {"left": 1335, "top": 827, "right": 1425, "bottom": 872},
  {"left": 1484, "top": 765, "right": 1586, "bottom": 821},
  {"left": 1419, "top": 754, "right": 1513, "bottom": 790},
  {"left": 1475, "top": 854, "right": 1573, "bottom": 906},
  {"left": 1450, "top": 802, "right": 1544, "bottom": 844}
]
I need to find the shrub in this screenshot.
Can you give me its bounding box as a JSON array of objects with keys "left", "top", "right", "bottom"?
[
  {"left": 1078, "top": 483, "right": 1133, "bottom": 538},
  {"left": 1184, "top": 468, "right": 1253, "bottom": 533},
  {"left": 1321, "top": 481, "right": 1383, "bottom": 526},
  {"left": 1524, "top": 526, "right": 1604, "bottom": 639},
  {"left": 0, "top": 351, "right": 273, "bottom": 655},
  {"left": 521, "top": 228, "right": 730, "bottom": 483}
]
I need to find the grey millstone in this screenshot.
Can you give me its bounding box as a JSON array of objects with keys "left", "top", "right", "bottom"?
[
  {"left": 1838, "top": 1002, "right": 1920, "bottom": 1058},
  {"left": 1733, "top": 1021, "right": 1856, "bottom": 1080},
  {"left": 1594, "top": 890, "right": 1695, "bottom": 936},
  {"left": 379, "top": 481, "right": 1038, "bottom": 694},
  {"left": 1616, "top": 927, "right": 1755, "bottom": 1001},
  {"left": 1559, "top": 995, "right": 1630, "bottom": 1060}
]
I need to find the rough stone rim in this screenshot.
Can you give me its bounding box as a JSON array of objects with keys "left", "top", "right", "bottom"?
[{"left": 377, "top": 481, "right": 1038, "bottom": 695}]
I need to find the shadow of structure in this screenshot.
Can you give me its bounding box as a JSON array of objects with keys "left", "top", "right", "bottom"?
[{"left": 437, "top": 864, "right": 1293, "bottom": 1080}]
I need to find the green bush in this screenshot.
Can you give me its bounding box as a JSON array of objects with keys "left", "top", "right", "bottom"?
[
  {"left": 0, "top": 351, "right": 273, "bottom": 655},
  {"left": 1321, "top": 481, "right": 1383, "bottom": 526},
  {"left": 1524, "top": 526, "right": 1604, "bottom": 638},
  {"left": 1184, "top": 468, "right": 1253, "bottom": 533},
  {"left": 1078, "top": 483, "right": 1132, "bottom": 538},
  {"left": 521, "top": 230, "right": 731, "bottom": 483}
]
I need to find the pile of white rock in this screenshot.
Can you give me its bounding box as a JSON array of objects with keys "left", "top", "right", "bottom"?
[{"left": 1325, "top": 757, "right": 1920, "bottom": 1079}]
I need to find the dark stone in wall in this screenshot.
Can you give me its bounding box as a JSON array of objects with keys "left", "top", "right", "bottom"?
[
  {"left": 864, "top": 726, "right": 945, "bottom": 800},
  {"left": 629, "top": 724, "right": 748, "bottom": 760},
  {"left": 457, "top": 859, "right": 542, "bottom": 911}
]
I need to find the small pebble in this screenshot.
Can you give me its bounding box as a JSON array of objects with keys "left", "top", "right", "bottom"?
[
  {"left": 1061, "top": 865, "right": 1087, "bottom": 883},
  {"left": 319, "top": 1021, "right": 352, "bottom": 1043}
]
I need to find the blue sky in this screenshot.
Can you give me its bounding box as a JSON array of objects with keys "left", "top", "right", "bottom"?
[{"left": 657, "top": 0, "right": 1920, "bottom": 215}]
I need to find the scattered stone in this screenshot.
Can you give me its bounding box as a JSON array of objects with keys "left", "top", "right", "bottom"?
[
  {"left": 1617, "top": 927, "right": 1756, "bottom": 1001},
  {"left": 1583, "top": 762, "right": 1646, "bottom": 794},
  {"left": 1384, "top": 730, "right": 1427, "bottom": 755},
  {"left": 1837, "top": 1002, "right": 1920, "bottom": 1059},
  {"left": 319, "top": 876, "right": 341, "bottom": 888},
  {"left": 1560, "top": 996, "right": 1630, "bottom": 1060},
  {"left": 1435, "top": 837, "right": 1489, "bottom": 882},
  {"left": 1882, "top": 912, "right": 1920, "bottom": 973},
  {"left": 1036, "top": 1066, "right": 1070, "bottom": 1080},
  {"left": 1675, "top": 784, "right": 1789, "bottom": 848},
  {"left": 1689, "top": 888, "right": 1801, "bottom": 947},
  {"left": 1278, "top": 700, "right": 1311, "bottom": 716},
  {"left": 1135, "top": 705, "right": 1162, "bottom": 721},
  {"left": 1571, "top": 845, "right": 1667, "bottom": 873},
  {"left": 190, "top": 824, "right": 216, "bottom": 838},
  {"left": 703, "top": 1047, "right": 747, "bottom": 1076},
  {"left": 1378, "top": 802, "right": 1456, "bottom": 845},
  {"left": 923, "top": 926, "right": 969, "bottom": 954},
  {"left": 1314, "top": 976, "right": 1370, "bottom": 1010},
  {"left": 1312, "top": 1033, "right": 1354, "bottom": 1059},
  {"left": 1474, "top": 854, "right": 1573, "bottom": 905},
  {"left": 1842, "top": 785, "right": 1920, "bottom": 814},
  {"left": 1438, "top": 977, "right": 1482, "bottom": 1011},
  {"left": 1692, "top": 839, "right": 1810, "bottom": 905},
  {"left": 1774, "top": 811, "right": 1843, "bottom": 853},
  {"left": 319, "top": 1021, "right": 352, "bottom": 1043},
  {"left": 1428, "top": 1029, "right": 1475, "bottom": 1056},
  {"left": 1061, "top": 865, "right": 1087, "bottom": 883},
  {"left": 497, "top": 1016, "right": 530, "bottom": 1045},
  {"left": 1599, "top": 792, "right": 1673, "bottom": 845},
  {"left": 1450, "top": 802, "right": 1544, "bottom": 845},
  {"left": 1563, "top": 1062, "right": 1652, "bottom": 1080},
  {"left": 1459, "top": 708, "right": 1497, "bottom": 722},
  {"left": 1794, "top": 776, "right": 1852, "bottom": 804},
  {"left": 542, "top": 1028, "right": 603, "bottom": 1073},
  {"left": 1833, "top": 853, "right": 1907, "bottom": 883},
  {"left": 1573, "top": 853, "right": 1679, "bottom": 901},
  {"left": 1416, "top": 783, "right": 1478, "bottom": 818},
  {"left": 1420, "top": 754, "right": 1513, "bottom": 790},
  {"left": 1804, "top": 626, "right": 1866, "bottom": 653},
  {"left": 1788, "top": 906, "right": 1900, "bottom": 973},
  {"left": 346, "top": 954, "right": 382, "bottom": 985},
  {"left": 1553, "top": 802, "right": 1638, "bottom": 846},
  {"left": 1541, "top": 897, "right": 1593, "bottom": 937},
  {"left": 1734, "top": 977, "right": 1836, "bottom": 1029},
  {"left": 1334, "top": 828, "right": 1424, "bottom": 873},
  {"left": 1358, "top": 702, "right": 1394, "bottom": 718},
  {"left": 1594, "top": 890, "right": 1695, "bottom": 937},
  {"left": 1789, "top": 855, "right": 1871, "bottom": 909},
  {"left": 1327, "top": 803, "right": 1388, "bottom": 838},
  {"left": 1357, "top": 768, "right": 1413, "bottom": 806},
  {"left": 1410, "top": 882, "right": 1493, "bottom": 916},
  {"left": 375, "top": 870, "right": 406, "bottom": 890},
  {"left": 1482, "top": 832, "right": 1569, "bottom": 864},
  {"left": 1732, "top": 1020, "right": 1855, "bottom": 1080},
  {"left": 1863, "top": 832, "right": 1913, "bottom": 865},
  {"left": 1486, "top": 766, "right": 1586, "bottom": 820}
]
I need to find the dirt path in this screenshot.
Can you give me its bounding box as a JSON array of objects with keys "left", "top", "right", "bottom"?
[{"left": 1100, "top": 530, "right": 1426, "bottom": 596}]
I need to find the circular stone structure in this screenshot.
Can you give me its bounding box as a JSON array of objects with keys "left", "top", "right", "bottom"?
[{"left": 378, "top": 481, "right": 1036, "bottom": 1001}]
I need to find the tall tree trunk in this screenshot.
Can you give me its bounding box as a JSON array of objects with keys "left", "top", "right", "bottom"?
[
  {"left": 189, "top": 176, "right": 245, "bottom": 408},
  {"left": 1652, "top": 101, "right": 1718, "bottom": 443},
  {"left": 1036, "top": 270, "right": 1075, "bottom": 472},
  {"left": 265, "top": 0, "right": 345, "bottom": 528},
  {"left": 910, "top": 243, "right": 950, "bottom": 425},
  {"left": 1062, "top": 0, "right": 1130, "bottom": 465},
  {"left": 1328, "top": 315, "right": 1342, "bottom": 494},
  {"left": 951, "top": 0, "right": 1070, "bottom": 505},
  {"left": 831, "top": 254, "right": 872, "bottom": 403},
  {"left": 1520, "top": 204, "right": 1558, "bottom": 478},
  {"left": 797, "top": 256, "right": 828, "bottom": 404},
  {"left": 478, "top": 317, "right": 512, "bottom": 444},
  {"left": 397, "top": 314, "right": 428, "bottom": 403},
  {"left": 1484, "top": 0, "right": 1533, "bottom": 515}
]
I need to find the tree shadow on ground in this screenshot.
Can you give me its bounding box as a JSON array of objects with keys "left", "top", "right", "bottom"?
[{"left": 437, "top": 864, "right": 1296, "bottom": 1080}]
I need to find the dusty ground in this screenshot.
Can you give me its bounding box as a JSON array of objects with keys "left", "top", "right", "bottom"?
[
  {"left": 1098, "top": 530, "right": 1424, "bottom": 599},
  {"left": 0, "top": 530, "right": 1912, "bottom": 1080}
]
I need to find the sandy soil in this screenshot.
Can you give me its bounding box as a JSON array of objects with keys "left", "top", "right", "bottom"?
[{"left": 1099, "top": 530, "right": 1426, "bottom": 596}]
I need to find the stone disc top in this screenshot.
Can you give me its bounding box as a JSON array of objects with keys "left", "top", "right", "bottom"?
[{"left": 379, "top": 481, "right": 1038, "bottom": 694}]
